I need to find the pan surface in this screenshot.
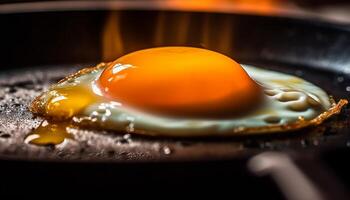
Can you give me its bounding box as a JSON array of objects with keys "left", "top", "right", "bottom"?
[{"left": 0, "top": 9, "right": 349, "bottom": 162}]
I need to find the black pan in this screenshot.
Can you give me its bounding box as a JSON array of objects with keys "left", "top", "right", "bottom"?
[{"left": 0, "top": 2, "right": 349, "bottom": 198}]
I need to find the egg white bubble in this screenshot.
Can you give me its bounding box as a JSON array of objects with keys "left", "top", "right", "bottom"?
[{"left": 54, "top": 64, "right": 332, "bottom": 136}]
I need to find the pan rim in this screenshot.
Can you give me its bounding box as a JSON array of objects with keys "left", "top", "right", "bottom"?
[{"left": 0, "top": 0, "right": 349, "bottom": 29}]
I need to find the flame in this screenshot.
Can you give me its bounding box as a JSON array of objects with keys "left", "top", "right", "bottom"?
[
  {"left": 154, "top": 12, "right": 190, "bottom": 46},
  {"left": 102, "top": 12, "right": 124, "bottom": 61},
  {"left": 102, "top": 0, "right": 283, "bottom": 61},
  {"left": 174, "top": 13, "right": 190, "bottom": 44},
  {"left": 201, "top": 14, "right": 210, "bottom": 49},
  {"left": 217, "top": 15, "right": 233, "bottom": 53},
  {"left": 154, "top": 11, "right": 166, "bottom": 46},
  {"left": 162, "top": 0, "right": 283, "bottom": 14}
]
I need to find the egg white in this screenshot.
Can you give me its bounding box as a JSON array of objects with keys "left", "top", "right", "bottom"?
[{"left": 31, "top": 63, "right": 339, "bottom": 137}]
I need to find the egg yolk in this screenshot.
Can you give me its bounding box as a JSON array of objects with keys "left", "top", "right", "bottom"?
[
  {"left": 98, "top": 47, "right": 262, "bottom": 117},
  {"left": 45, "top": 86, "right": 97, "bottom": 119},
  {"left": 24, "top": 121, "right": 73, "bottom": 145}
]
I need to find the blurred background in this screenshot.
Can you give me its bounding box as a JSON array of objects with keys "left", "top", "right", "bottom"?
[{"left": 1, "top": 0, "right": 350, "bottom": 24}]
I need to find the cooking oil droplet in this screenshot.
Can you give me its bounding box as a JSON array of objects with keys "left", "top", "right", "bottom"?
[
  {"left": 161, "top": 146, "right": 172, "bottom": 155},
  {"left": 5, "top": 87, "right": 17, "bottom": 93},
  {"left": 346, "top": 86, "right": 350, "bottom": 92},
  {"left": 123, "top": 133, "right": 131, "bottom": 140},
  {"left": 116, "top": 133, "right": 132, "bottom": 144},
  {"left": 24, "top": 120, "right": 74, "bottom": 146}
]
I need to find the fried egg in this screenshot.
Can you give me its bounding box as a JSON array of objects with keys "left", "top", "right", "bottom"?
[{"left": 28, "top": 47, "right": 347, "bottom": 144}]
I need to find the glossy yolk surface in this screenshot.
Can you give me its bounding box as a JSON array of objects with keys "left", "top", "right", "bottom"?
[{"left": 98, "top": 47, "right": 262, "bottom": 117}]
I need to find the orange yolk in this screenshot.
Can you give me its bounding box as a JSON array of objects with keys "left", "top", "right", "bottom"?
[{"left": 98, "top": 47, "right": 262, "bottom": 117}]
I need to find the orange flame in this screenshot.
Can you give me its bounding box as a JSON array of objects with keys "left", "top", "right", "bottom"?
[{"left": 102, "top": 12, "right": 124, "bottom": 61}]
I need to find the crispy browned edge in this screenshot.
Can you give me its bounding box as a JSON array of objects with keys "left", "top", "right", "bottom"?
[
  {"left": 30, "top": 62, "right": 109, "bottom": 115},
  {"left": 29, "top": 63, "right": 349, "bottom": 137}
]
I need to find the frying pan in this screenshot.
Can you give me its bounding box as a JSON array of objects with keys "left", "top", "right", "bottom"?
[{"left": 0, "top": 1, "right": 349, "bottom": 198}]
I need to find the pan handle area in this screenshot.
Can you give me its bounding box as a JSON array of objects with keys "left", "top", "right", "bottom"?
[{"left": 248, "top": 152, "right": 349, "bottom": 200}]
